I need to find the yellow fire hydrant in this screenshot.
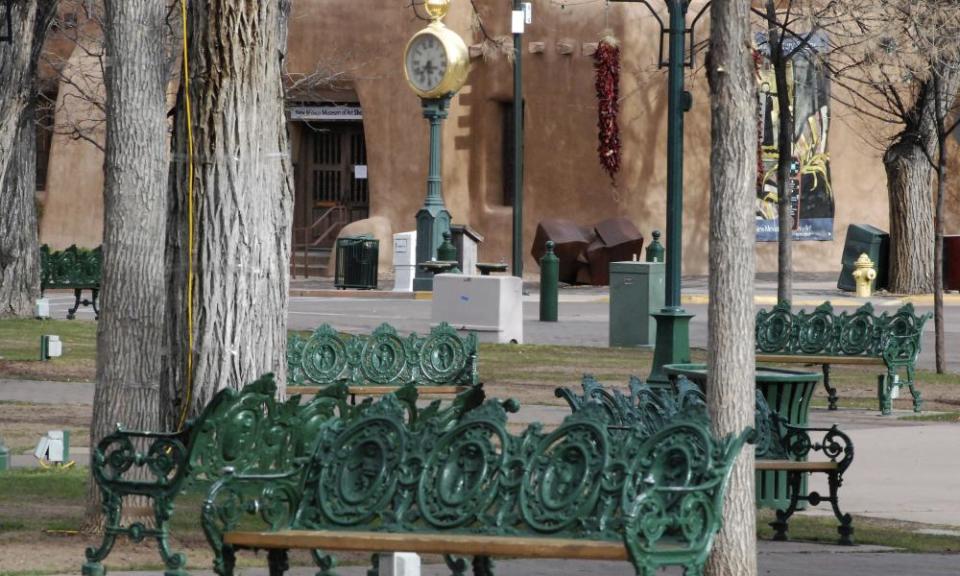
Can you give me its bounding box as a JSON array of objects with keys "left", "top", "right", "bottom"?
[{"left": 852, "top": 253, "right": 877, "bottom": 298}]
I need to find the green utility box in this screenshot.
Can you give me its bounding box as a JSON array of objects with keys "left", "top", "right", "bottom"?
[
  {"left": 609, "top": 261, "right": 664, "bottom": 348},
  {"left": 838, "top": 224, "right": 889, "bottom": 291}
]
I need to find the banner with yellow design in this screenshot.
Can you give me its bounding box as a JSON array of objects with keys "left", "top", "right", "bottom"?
[{"left": 755, "top": 31, "right": 834, "bottom": 242}]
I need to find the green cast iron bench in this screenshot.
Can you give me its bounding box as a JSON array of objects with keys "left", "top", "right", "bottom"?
[
  {"left": 286, "top": 321, "right": 479, "bottom": 398},
  {"left": 201, "top": 386, "right": 750, "bottom": 576},
  {"left": 40, "top": 244, "right": 102, "bottom": 319},
  {"left": 755, "top": 301, "right": 931, "bottom": 415},
  {"left": 557, "top": 375, "right": 855, "bottom": 545}
]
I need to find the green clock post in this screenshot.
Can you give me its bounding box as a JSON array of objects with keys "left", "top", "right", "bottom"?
[{"left": 404, "top": 0, "right": 470, "bottom": 291}]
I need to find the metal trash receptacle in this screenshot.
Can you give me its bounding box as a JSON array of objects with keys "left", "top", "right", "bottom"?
[{"left": 335, "top": 235, "right": 379, "bottom": 290}]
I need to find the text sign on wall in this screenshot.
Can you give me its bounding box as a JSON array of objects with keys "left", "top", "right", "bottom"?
[{"left": 289, "top": 105, "right": 362, "bottom": 121}]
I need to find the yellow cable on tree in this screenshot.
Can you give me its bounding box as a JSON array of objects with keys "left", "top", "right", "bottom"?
[{"left": 177, "top": 0, "right": 195, "bottom": 431}]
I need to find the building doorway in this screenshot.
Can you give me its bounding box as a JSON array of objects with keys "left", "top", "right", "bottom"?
[{"left": 295, "top": 119, "right": 369, "bottom": 247}]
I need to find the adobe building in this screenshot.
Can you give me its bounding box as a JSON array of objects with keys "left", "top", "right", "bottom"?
[{"left": 35, "top": 1, "right": 960, "bottom": 277}]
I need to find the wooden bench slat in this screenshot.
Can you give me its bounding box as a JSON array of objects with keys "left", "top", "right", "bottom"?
[
  {"left": 286, "top": 385, "right": 469, "bottom": 396},
  {"left": 755, "top": 460, "right": 838, "bottom": 472},
  {"left": 756, "top": 354, "right": 884, "bottom": 366},
  {"left": 224, "top": 530, "right": 639, "bottom": 560}
]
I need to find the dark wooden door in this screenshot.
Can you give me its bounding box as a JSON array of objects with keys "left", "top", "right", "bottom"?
[{"left": 301, "top": 122, "right": 369, "bottom": 236}]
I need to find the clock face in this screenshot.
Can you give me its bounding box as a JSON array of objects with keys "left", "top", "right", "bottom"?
[{"left": 405, "top": 33, "right": 449, "bottom": 94}]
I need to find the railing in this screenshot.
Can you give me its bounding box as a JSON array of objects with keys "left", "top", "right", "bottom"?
[{"left": 291, "top": 204, "right": 348, "bottom": 278}]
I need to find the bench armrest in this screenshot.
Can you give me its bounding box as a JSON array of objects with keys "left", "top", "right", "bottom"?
[
  {"left": 881, "top": 332, "right": 924, "bottom": 366},
  {"left": 779, "top": 422, "right": 855, "bottom": 475},
  {"left": 91, "top": 426, "right": 193, "bottom": 494}
]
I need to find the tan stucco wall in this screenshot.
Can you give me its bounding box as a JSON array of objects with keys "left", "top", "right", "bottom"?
[
  {"left": 39, "top": 1, "right": 959, "bottom": 274},
  {"left": 39, "top": 38, "right": 105, "bottom": 250},
  {"left": 287, "top": 0, "right": 903, "bottom": 276}
]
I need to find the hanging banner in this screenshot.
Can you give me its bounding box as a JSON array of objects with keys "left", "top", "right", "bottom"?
[{"left": 755, "top": 31, "right": 834, "bottom": 242}]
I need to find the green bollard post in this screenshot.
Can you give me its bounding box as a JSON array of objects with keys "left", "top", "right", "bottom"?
[
  {"left": 0, "top": 436, "right": 9, "bottom": 471},
  {"left": 646, "top": 230, "right": 665, "bottom": 263},
  {"left": 437, "top": 231, "right": 461, "bottom": 273},
  {"left": 540, "top": 241, "right": 559, "bottom": 322}
]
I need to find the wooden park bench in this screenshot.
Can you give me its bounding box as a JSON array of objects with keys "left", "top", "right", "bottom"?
[
  {"left": 286, "top": 322, "right": 479, "bottom": 399},
  {"left": 82, "top": 374, "right": 487, "bottom": 576},
  {"left": 557, "top": 376, "right": 855, "bottom": 545},
  {"left": 40, "top": 244, "right": 102, "bottom": 319},
  {"left": 755, "top": 301, "right": 931, "bottom": 415},
  {"left": 200, "top": 386, "right": 750, "bottom": 576}
]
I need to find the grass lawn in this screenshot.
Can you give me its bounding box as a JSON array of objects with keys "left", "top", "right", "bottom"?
[
  {"left": 2, "top": 318, "right": 959, "bottom": 411},
  {"left": 0, "top": 319, "right": 96, "bottom": 382}
]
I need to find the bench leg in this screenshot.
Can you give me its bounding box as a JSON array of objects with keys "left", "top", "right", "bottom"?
[
  {"left": 311, "top": 549, "right": 338, "bottom": 576},
  {"left": 822, "top": 364, "right": 838, "bottom": 410},
  {"left": 906, "top": 365, "right": 922, "bottom": 413},
  {"left": 268, "top": 549, "right": 290, "bottom": 576},
  {"left": 217, "top": 545, "right": 236, "bottom": 576},
  {"left": 92, "top": 288, "right": 100, "bottom": 320},
  {"left": 472, "top": 556, "right": 495, "bottom": 576},
  {"left": 828, "top": 470, "right": 855, "bottom": 545},
  {"left": 683, "top": 565, "right": 704, "bottom": 576},
  {"left": 68, "top": 288, "right": 82, "bottom": 320},
  {"left": 444, "top": 555, "right": 468, "bottom": 576},
  {"left": 877, "top": 374, "right": 893, "bottom": 416},
  {"left": 770, "top": 471, "right": 804, "bottom": 541}
]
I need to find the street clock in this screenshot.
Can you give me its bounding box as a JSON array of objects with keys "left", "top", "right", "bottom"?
[{"left": 402, "top": 0, "right": 469, "bottom": 99}]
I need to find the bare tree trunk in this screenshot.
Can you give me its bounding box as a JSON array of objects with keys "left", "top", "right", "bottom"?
[
  {"left": 767, "top": 0, "right": 793, "bottom": 303},
  {"left": 885, "top": 135, "right": 935, "bottom": 294},
  {"left": 0, "top": 1, "right": 56, "bottom": 318},
  {"left": 85, "top": 0, "right": 170, "bottom": 529},
  {"left": 933, "top": 72, "right": 947, "bottom": 374},
  {"left": 706, "top": 1, "right": 758, "bottom": 575},
  {"left": 164, "top": 0, "right": 294, "bottom": 425}
]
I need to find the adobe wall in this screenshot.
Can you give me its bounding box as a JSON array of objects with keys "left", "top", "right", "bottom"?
[
  {"left": 40, "top": 1, "right": 955, "bottom": 274},
  {"left": 287, "top": 0, "right": 902, "bottom": 276}
]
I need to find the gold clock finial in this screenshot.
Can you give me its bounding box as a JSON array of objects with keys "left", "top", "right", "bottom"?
[{"left": 424, "top": 0, "right": 450, "bottom": 20}]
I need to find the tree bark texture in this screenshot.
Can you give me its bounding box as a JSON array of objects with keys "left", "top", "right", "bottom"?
[
  {"left": 932, "top": 67, "right": 954, "bottom": 375},
  {"left": 766, "top": 0, "right": 793, "bottom": 304},
  {"left": 86, "top": 0, "right": 170, "bottom": 528},
  {"left": 0, "top": 1, "right": 56, "bottom": 318},
  {"left": 164, "top": 0, "right": 294, "bottom": 425},
  {"left": 706, "top": 1, "right": 758, "bottom": 575},
  {"left": 884, "top": 134, "right": 935, "bottom": 294}
]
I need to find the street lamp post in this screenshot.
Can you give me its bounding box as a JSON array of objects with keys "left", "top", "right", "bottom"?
[
  {"left": 610, "top": 0, "right": 709, "bottom": 385},
  {"left": 511, "top": 1, "right": 525, "bottom": 279}
]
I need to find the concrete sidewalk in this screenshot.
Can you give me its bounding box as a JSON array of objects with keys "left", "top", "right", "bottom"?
[{"left": 93, "top": 542, "right": 960, "bottom": 576}]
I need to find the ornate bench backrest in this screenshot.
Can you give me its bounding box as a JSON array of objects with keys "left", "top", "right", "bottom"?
[
  {"left": 40, "top": 244, "right": 102, "bottom": 290},
  {"left": 286, "top": 322, "right": 479, "bottom": 390},
  {"left": 755, "top": 300, "right": 930, "bottom": 362},
  {"left": 282, "top": 394, "right": 744, "bottom": 556}
]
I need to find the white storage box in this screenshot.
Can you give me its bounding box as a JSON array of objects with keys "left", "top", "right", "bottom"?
[{"left": 431, "top": 274, "right": 523, "bottom": 343}]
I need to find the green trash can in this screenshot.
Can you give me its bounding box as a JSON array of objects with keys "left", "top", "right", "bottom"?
[
  {"left": 334, "top": 236, "right": 379, "bottom": 290},
  {"left": 838, "top": 224, "right": 889, "bottom": 291},
  {"left": 663, "top": 363, "right": 821, "bottom": 511}
]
